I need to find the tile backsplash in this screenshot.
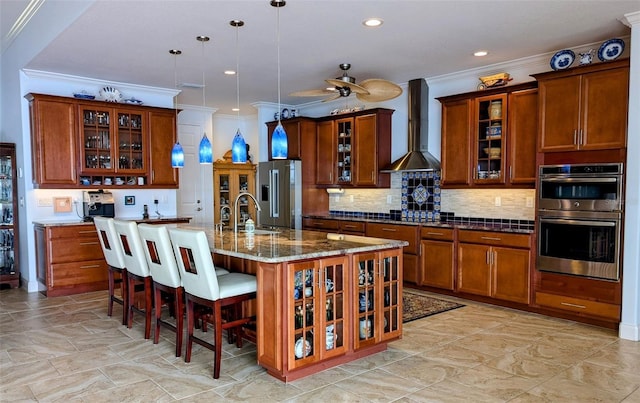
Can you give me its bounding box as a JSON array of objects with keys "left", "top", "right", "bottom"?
[{"left": 328, "top": 172, "right": 535, "bottom": 221}]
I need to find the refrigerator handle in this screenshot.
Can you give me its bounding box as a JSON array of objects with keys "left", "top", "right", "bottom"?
[{"left": 270, "top": 169, "right": 280, "bottom": 218}]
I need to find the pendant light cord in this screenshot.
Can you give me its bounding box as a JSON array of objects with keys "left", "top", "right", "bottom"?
[
  {"left": 277, "top": 5, "right": 282, "bottom": 123},
  {"left": 202, "top": 41, "right": 206, "bottom": 108},
  {"left": 236, "top": 24, "right": 240, "bottom": 121}
]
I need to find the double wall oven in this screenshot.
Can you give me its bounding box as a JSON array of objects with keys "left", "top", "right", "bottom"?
[{"left": 537, "top": 163, "right": 624, "bottom": 281}]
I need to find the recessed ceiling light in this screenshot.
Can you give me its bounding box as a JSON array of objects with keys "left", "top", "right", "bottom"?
[
  {"left": 232, "top": 107, "right": 240, "bottom": 112},
  {"left": 224, "top": 70, "right": 236, "bottom": 75},
  {"left": 474, "top": 50, "right": 488, "bottom": 57},
  {"left": 363, "top": 18, "right": 383, "bottom": 27}
]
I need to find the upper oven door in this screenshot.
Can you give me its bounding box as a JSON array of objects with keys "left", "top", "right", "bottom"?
[{"left": 538, "top": 176, "right": 623, "bottom": 212}]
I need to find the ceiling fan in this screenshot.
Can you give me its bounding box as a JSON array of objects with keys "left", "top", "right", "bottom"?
[{"left": 291, "top": 63, "right": 403, "bottom": 103}]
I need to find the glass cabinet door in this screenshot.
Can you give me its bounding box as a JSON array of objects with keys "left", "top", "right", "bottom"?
[
  {"left": 217, "top": 173, "right": 231, "bottom": 225},
  {"left": 336, "top": 118, "right": 353, "bottom": 184},
  {"left": 81, "top": 106, "right": 113, "bottom": 173},
  {"left": 379, "top": 249, "right": 402, "bottom": 340},
  {"left": 321, "top": 257, "right": 347, "bottom": 357},
  {"left": 355, "top": 253, "right": 377, "bottom": 348},
  {"left": 235, "top": 172, "right": 253, "bottom": 227},
  {"left": 290, "top": 262, "right": 319, "bottom": 367},
  {"left": 475, "top": 94, "right": 507, "bottom": 183},
  {"left": 116, "top": 111, "right": 145, "bottom": 173},
  {"left": 0, "top": 149, "right": 15, "bottom": 276}
]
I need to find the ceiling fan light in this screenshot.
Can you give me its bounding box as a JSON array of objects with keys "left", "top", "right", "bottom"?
[
  {"left": 171, "top": 142, "right": 184, "bottom": 168},
  {"left": 199, "top": 133, "right": 213, "bottom": 164},
  {"left": 231, "top": 128, "right": 247, "bottom": 163},
  {"left": 271, "top": 123, "right": 288, "bottom": 159}
]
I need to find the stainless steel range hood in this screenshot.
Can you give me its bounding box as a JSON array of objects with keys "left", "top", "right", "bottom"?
[{"left": 382, "top": 78, "right": 441, "bottom": 172}]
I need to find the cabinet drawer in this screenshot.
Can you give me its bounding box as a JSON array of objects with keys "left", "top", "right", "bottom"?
[
  {"left": 420, "top": 227, "right": 454, "bottom": 241},
  {"left": 48, "top": 225, "right": 98, "bottom": 239},
  {"left": 303, "top": 218, "right": 339, "bottom": 231},
  {"left": 50, "top": 238, "right": 104, "bottom": 263},
  {"left": 535, "top": 292, "right": 620, "bottom": 321},
  {"left": 458, "top": 230, "right": 530, "bottom": 248},
  {"left": 366, "top": 223, "right": 418, "bottom": 254},
  {"left": 49, "top": 260, "right": 109, "bottom": 288},
  {"left": 339, "top": 220, "right": 365, "bottom": 234}
]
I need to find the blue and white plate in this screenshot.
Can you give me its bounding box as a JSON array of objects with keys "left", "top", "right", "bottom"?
[
  {"left": 598, "top": 38, "right": 624, "bottom": 62},
  {"left": 550, "top": 49, "right": 575, "bottom": 70}
]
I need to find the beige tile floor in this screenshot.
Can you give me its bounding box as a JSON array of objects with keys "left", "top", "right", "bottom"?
[{"left": 1, "top": 286, "right": 639, "bottom": 402}]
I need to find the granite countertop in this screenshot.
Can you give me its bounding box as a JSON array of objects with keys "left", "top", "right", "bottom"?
[
  {"left": 178, "top": 225, "right": 408, "bottom": 263},
  {"left": 304, "top": 215, "right": 534, "bottom": 234},
  {"left": 33, "top": 216, "right": 192, "bottom": 227}
]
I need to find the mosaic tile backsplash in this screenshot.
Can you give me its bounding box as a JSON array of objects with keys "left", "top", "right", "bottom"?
[{"left": 401, "top": 171, "right": 441, "bottom": 222}]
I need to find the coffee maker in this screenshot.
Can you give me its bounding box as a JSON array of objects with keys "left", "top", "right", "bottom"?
[{"left": 83, "top": 190, "right": 115, "bottom": 221}]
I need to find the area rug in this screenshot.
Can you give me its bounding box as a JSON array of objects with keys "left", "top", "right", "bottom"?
[{"left": 403, "top": 289, "right": 464, "bottom": 323}]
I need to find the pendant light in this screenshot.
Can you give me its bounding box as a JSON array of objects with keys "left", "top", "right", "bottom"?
[
  {"left": 170, "top": 49, "right": 184, "bottom": 168},
  {"left": 230, "top": 20, "right": 247, "bottom": 164},
  {"left": 197, "top": 35, "right": 213, "bottom": 164},
  {"left": 270, "top": 0, "right": 288, "bottom": 160}
]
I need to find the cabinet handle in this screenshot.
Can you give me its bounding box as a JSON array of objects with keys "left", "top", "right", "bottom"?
[
  {"left": 371, "top": 171, "right": 374, "bottom": 181},
  {"left": 509, "top": 166, "right": 512, "bottom": 180},
  {"left": 382, "top": 228, "right": 397, "bottom": 232},
  {"left": 426, "top": 231, "right": 444, "bottom": 236},
  {"left": 79, "top": 230, "right": 97, "bottom": 234},
  {"left": 473, "top": 167, "right": 477, "bottom": 179},
  {"left": 561, "top": 302, "right": 586, "bottom": 309},
  {"left": 573, "top": 130, "right": 578, "bottom": 145},
  {"left": 80, "top": 264, "right": 101, "bottom": 269},
  {"left": 486, "top": 250, "right": 490, "bottom": 265},
  {"left": 344, "top": 225, "right": 356, "bottom": 229},
  {"left": 481, "top": 236, "right": 501, "bottom": 241},
  {"left": 79, "top": 241, "right": 99, "bottom": 246},
  {"left": 579, "top": 129, "right": 584, "bottom": 146},
  {"left": 329, "top": 171, "right": 332, "bottom": 181},
  {"left": 493, "top": 251, "right": 496, "bottom": 266}
]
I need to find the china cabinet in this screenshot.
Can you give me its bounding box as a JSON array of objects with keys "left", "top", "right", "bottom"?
[
  {"left": 0, "top": 143, "right": 19, "bottom": 288},
  {"left": 533, "top": 59, "right": 629, "bottom": 153},
  {"left": 419, "top": 227, "right": 455, "bottom": 290},
  {"left": 353, "top": 249, "right": 402, "bottom": 348},
  {"left": 438, "top": 83, "right": 537, "bottom": 188},
  {"left": 457, "top": 229, "right": 531, "bottom": 304},
  {"left": 213, "top": 161, "right": 256, "bottom": 228},
  {"left": 287, "top": 257, "right": 348, "bottom": 369},
  {"left": 316, "top": 108, "right": 392, "bottom": 188},
  {"left": 26, "top": 93, "right": 178, "bottom": 189}
]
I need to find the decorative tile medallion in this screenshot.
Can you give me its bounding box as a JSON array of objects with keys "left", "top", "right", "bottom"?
[{"left": 401, "top": 170, "right": 441, "bottom": 222}]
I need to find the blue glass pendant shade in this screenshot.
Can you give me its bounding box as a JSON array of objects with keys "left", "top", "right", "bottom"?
[
  {"left": 271, "top": 123, "right": 288, "bottom": 159},
  {"left": 231, "top": 128, "right": 247, "bottom": 163},
  {"left": 171, "top": 142, "right": 184, "bottom": 168},
  {"left": 199, "top": 133, "right": 213, "bottom": 164}
]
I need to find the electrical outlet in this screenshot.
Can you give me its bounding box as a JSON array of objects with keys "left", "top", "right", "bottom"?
[
  {"left": 349, "top": 195, "right": 354, "bottom": 203},
  {"left": 526, "top": 196, "right": 534, "bottom": 208},
  {"left": 494, "top": 196, "right": 501, "bottom": 207},
  {"left": 37, "top": 198, "right": 53, "bottom": 207},
  {"left": 387, "top": 195, "right": 393, "bottom": 204}
]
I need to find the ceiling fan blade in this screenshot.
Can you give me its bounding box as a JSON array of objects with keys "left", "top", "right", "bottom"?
[
  {"left": 325, "top": 79, "right": 369, "bottom": 95},
  {"left": 321, "top": 93, "right": 343, "bottom": 102},
  {"left": 290, "top": 88, "right": 335, "bottom": 97},
  {"left": 357, "top": 79, "right": 403, "bottom": 102}
]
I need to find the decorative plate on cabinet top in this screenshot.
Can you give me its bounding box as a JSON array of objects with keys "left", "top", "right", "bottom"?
[
  {"left": 123, "top": 98, "right": 143, "bottom": 105},
  {"left": 100, "top": 87, "right": 122, "bottom": 103},
  {"left": 73, "top": 91, "right": 95, "bottom": 100},
  {"left": 598, "top": 38, "right": 624, "bottom": 62},
  {"left": 550, "top": 49, "right": 575, "bottom": 70}
]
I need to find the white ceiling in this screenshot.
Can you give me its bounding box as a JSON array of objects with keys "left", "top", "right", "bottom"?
[{"left": 2, "top": 0, "right": 637, "bottom": 114}]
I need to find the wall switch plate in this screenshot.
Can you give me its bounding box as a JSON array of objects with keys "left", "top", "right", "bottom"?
[
  {"left": 37, "top": 197, "right": 53, "bottom": 207},
  {"left": 494, "top": 196, "right": 501, "bottom": 207},
  {"left": 387, "top": 195, "right": 393, "bottom": 204},
  {"left": 53, "top": 197, "right": 73, "bottom": 213},
  {"left": 526, "top": 196, "right": 534, "bottom": 208}
]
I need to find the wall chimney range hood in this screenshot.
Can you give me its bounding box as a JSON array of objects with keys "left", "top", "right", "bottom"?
[{"left": 382, "top": 78, "right": 441, "bottom": 172}]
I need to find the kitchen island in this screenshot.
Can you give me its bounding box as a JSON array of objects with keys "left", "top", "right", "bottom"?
[{"left": 180, "top": 225, "right": 407, "bottom": 382}]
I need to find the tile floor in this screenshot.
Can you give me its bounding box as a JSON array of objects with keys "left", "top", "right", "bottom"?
[{"left": 1, "top": 286, "right": 639, "bottom": 402}]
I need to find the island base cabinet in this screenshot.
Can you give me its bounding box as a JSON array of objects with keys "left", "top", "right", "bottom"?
[{"left": 256, "top": 248, "right": 403, "bottom": 382}]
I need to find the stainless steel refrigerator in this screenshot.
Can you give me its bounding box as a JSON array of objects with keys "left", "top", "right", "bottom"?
[{"left": 257, "top": 160, "right": 302, "bottom": 229}]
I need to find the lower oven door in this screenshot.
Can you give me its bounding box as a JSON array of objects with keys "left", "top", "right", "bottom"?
[{"left": 537, "top": 210, "right": 621, "bottom": 281}]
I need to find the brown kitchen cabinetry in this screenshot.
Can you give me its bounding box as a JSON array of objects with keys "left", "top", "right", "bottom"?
[
  {"left": 419, "top": 227, "right": 455, "bottom": 290},
  {"left": 26, "top": 94, "right": 78, "bottom": 187},
  {"left": 316, "top": 108, "right": 392, "bottom": 188},
  {"left": 266, "top": 117, "right": 316, "bottom": 161},
  {"left": 213, "top": 162, "right": 256, "bottom": 229},
  {"left": 353, "top": 249, "right": 402, "bottom": 349},
  {"left": 438, "top": 83, "right": 537, "bottom": 188},
  {"left": 35, "top": 224, "right": 108, "bottom": 297},
  {"left": 533, "top": 59, "right": 629, "bottom": 153},
  {"left": 303, "top": 217, "right": 339, "bottom": 233},
  {"left": 26, "top": 93, "right": 178, "bottom": 189},
  {"left": 534, "top": 271, "right": 621, "bottom": 323},
  {"left": 366, "top": 222, "right": 418, "bottom": 285},
  {"left": 457, "top": 229, "right": 531, "bottom": 304}
]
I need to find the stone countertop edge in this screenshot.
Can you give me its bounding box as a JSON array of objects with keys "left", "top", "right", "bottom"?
[
  {"left": 303, "top": 215, "right": 534, "bottom": 234},
  {"left": 182, "top": 225, "right": 408, "bottom": 264},
  {"left": 33, "top": 217, "right": 192, "bottom": 226}
]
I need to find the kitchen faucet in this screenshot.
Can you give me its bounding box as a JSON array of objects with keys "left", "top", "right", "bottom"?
[{"left": 234, "top": 191, "right": 261, "bottom": 233}]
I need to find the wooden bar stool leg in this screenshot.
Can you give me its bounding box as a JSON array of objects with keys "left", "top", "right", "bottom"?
[
  {"left": 153, "top": 286, "right": 162, "bottom": 345},
  {"left": 213, "top": 301, "right": 223, "bottom": 380},
  {"left": 144, "top": 277, "right": 153, "bottom": 339},
  {"left": 185, "top": 298, "right": 195, "bottom": 363}
]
